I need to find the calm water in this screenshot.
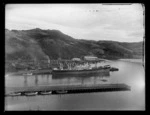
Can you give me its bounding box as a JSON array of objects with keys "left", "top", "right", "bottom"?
[{"left": 5, "top": 59, "right": 145, "bottom": 110}]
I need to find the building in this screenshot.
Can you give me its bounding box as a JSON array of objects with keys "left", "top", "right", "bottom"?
[
  {"left": 72, "top": 58, "right": 81, "bottom": 61},
  {"left": 84, "top": 56, "right": 98, "bottom": 61}
]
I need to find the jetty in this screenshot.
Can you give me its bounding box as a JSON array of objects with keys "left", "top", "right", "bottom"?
[{"left": 6, "top": 83, "right": 131, "bottom": 96}]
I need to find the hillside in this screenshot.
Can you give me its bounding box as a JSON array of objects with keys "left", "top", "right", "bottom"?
[{"left": 5, "top": 28, "right": 143, "bottom": 62}]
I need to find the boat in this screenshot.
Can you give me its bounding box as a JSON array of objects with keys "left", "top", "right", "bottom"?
[
  {"left": 8, "top": 92, "right": 21, "bottom": 96},
  {"left": 110, "top": 67, "right": 119, "bottom": 72},
  {"left": 52, "top": 68, "right": 110, "bottom": 77},
  {"left": 101, "top": 79, "right": 107, "bottom": 82},
  {"left": 56, "top": 90, "right": 68, "bottom": 94},
  {"left": 40, "top": 91, "right": 52, "bottom": 95},
  {"left": 103, "top": 65, "right": 111, "bottom": 69},
  {"left": 51, "top": 59, "right": 111, "bottom": 77},
  {"left": 24, "top": 92, "right": 38, "bottom": 96}
]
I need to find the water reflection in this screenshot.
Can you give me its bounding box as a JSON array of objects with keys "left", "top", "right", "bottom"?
[
  {"left": 35, "top": 75, "right": 38, "bottom": 86},
  {"left": 51, "top": 72, "right": 110, "bottom": 85},
  {"left": 46, "top": 75, "right": 49, "bottom": 83},
  {"left": 7, "top": 71, "right": 110, "bottom": 87},
  {"left": 24, "top": 76, "right": 28, "bottom": 87},
  {"left": 20, "top": 74, "right": 52, "bottom": 87}
]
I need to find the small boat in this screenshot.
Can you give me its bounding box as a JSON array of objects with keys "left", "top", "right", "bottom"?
[
  {"left": 103, "top": 65, "right": 111, "bottom": 69},
  {"left": 8, "top": 92, "right": 21, "bottom": 96},
  {"left": 40, "top": 91, "right": 52, "bottom": 95},
  {"left": 110, "top": 67, "right": 119, "bottom": 71},
  {"left": 56, "top": 90, "right": 68, "bottom": 94},
  {"left": 101, "top": 79, "right": 107, "bottom": 82},
  {"left": 24, "top": 92, "right": 38, "bottom": 96}
]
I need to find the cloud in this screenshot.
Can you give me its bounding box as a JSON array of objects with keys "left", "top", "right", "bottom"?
[
  {"left": 128, "top": 30, "right": 144, "bottom": 38},
  {"left": 5, "top": 4, "right": 144, "bottom": 42}
]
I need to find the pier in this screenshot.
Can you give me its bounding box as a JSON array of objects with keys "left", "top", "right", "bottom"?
[{"left": 6, "top": 83, "right": 131, "bottom": 96}]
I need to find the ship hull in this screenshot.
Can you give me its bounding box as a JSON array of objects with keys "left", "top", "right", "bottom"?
[{"left": 52, "top": 68, "right": 110, "bottom": 77}]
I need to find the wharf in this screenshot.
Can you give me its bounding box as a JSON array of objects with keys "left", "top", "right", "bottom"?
[
  {"left": 5, "top": 83, "right": 131, "bottom": 96},
  {"left": 31, "top": 69, "right": 52, "bottom": 75},
  {"left": 8, "top": 69, "right": 52, "bottom": 76}
]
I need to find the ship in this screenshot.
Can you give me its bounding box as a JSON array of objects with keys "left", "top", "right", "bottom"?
[
  {"left": 51, "top": 59, "right": 111, "bottom": 77},
  {"left": 52, "top": 67, "right": 110, "bottom": 76}
]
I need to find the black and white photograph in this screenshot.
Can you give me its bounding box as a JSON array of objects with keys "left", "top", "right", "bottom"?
[{"left": 5, "top": 3, "right": 145, "bottom": 111}]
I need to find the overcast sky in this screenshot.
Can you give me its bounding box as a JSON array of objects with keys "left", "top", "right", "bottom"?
[{"left": 6, "top": 4, "right": 144, "bottom": 42}]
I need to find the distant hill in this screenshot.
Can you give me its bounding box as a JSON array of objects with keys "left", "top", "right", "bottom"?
[{"left": 5, "top": 28, "right": 143, "bottom": 62}]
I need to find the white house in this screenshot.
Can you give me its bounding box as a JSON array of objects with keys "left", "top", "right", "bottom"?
[
  {"left": 84, "top": 56, "right": 98, "bottom": 61},
  {"left": 72, "top": 58, "right": 81, "bottom": 61}
]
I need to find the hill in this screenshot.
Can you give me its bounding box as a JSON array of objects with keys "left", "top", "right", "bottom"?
[{"left": 5, "top": 28, "right": 143, "bottom": 62}]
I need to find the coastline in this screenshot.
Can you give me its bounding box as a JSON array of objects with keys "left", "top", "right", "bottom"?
[{"left": 118, "top": 59, "right": 143, "bottom": 64}]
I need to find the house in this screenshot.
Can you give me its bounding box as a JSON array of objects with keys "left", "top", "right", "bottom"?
[
  {"left": 72, "top": 58, "right": 81, "bottom": 61},
  {"left": 84, "top": 56, "right": 98, "bottom": 61}
]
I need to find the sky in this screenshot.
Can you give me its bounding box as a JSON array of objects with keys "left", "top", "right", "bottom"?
[{"left": 5, "top": 4, "right": 144, "bottom": 42}]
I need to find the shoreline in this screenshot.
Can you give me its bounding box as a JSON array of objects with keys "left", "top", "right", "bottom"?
[{"left": 118, "top": 59, "right": 143, "bottom": 64}]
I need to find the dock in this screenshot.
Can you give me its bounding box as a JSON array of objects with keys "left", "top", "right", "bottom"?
[
  {"left": 5, "top": 83, "right": 131, "bottom": 96},
  {"left": 31, "top": 69, "right": 52, "bottom": 75}
]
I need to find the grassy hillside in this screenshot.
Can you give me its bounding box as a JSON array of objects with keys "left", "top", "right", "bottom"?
[{"left": 5, "top": 28, "right": 143, "bottom": 61}]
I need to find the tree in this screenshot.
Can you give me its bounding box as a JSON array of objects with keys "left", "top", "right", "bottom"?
[{"left": 92, "top": 49, "right": 104, "bottom": 56}]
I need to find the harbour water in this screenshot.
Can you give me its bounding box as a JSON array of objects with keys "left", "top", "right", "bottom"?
[{"left": 5, "top": 59, "right": 145, "bottom": 110}]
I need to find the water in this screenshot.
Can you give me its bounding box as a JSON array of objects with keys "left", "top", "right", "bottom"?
[{"left": 5, "top": 59, "right": 145, "bottom": 110}]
